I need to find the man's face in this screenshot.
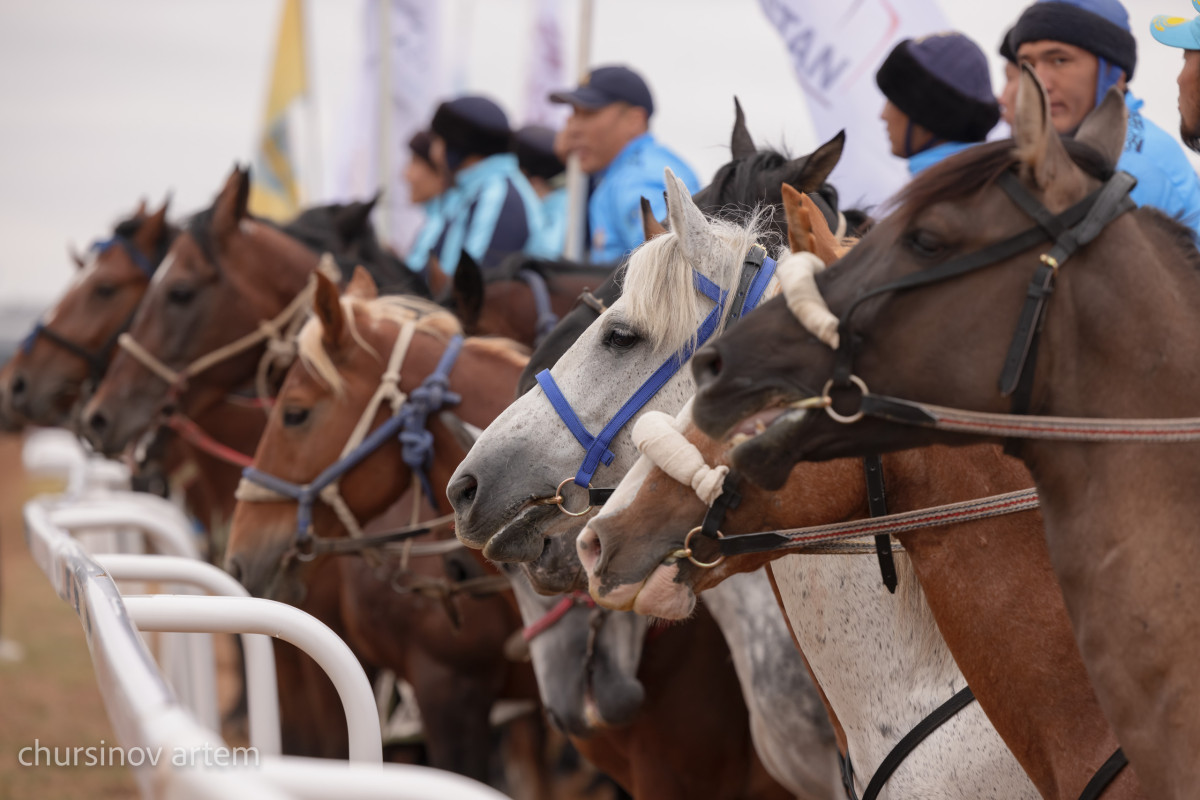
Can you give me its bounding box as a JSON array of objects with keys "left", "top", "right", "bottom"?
[
  {"left": 1017, "top": 40, "right": 1100, "bottom": 133},
  {"left": 880, "top": 100, "right": 934, "bottom": 157},
  {"left": 561, "top": 102, "right": 647, "bottom": 173},
  {"left": 1178, "top": 49, "right": 1200, "bottom": 152},
  {"left": 999, "top": 61, "right": 1020, "bottom": 127}
]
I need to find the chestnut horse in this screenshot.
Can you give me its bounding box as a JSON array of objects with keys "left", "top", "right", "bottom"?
[
  {"left": 690, "top": 71, "right": 1193, "bottom": 796},
  {"left": 225, "top": 275, "right": 553, "bottom": 792}
]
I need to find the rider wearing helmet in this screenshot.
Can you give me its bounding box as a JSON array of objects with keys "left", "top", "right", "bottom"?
[
  {"left": 1009, "top": 0, "right": 1200, "bottom": 238},
  {"left": 875, "top": 32, "right": 1001, "bottom": 175},
  {"left": 410, "top": 95, "right": 546, "bottom": 274},
  {"left": 1150, "top": 0, "right": 1200, "bottom": 153}
]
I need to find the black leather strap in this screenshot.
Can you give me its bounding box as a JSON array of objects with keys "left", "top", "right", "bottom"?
[
  {"left": 587, "top": 487, "right": 614, "bottom": 506},
  {"left": 863, "top": 455, "right": 897, "bottom": 593},
  {"left": 700, "top": 471, "right": 742, "bottom": 538},
  {"left": 724, "top": 247, "right": 766, "bottom": 325},
  {"left": 1077, "top": 747, "right": 1128, "bottom": 800}
]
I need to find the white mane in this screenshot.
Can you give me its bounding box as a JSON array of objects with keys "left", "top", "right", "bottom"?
[{"left": 620, "top": 207, "right": 778, "bottom": 351}]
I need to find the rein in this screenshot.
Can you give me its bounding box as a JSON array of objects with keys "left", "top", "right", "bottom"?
[
  {"left": 516, "top": 268, "right": 559, "bottom": 346},
  {"left": 236, "top": 321, "right": 464, "bottom": 557},
  {"left": 534, "top": 246, "right": 776, "bottom": 515}
]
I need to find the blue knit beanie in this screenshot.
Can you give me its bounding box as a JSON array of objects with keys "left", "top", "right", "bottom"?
[
  {"left": 876, "top": 33, "right": 1000, "bottom": 143},
  {"left": 430, "top": 96, "right": 511, "bottom": 172},
  {"left": 1010, "top": 0, "right": 1136, "bottom": 82}
]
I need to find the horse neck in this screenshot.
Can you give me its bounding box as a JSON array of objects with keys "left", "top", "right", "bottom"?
[
  {"left": 746, "top": 457, "right": 963, "bottom": 762},
  {"left": 230, "top": 223, "right": 320, "bottom": 317}
]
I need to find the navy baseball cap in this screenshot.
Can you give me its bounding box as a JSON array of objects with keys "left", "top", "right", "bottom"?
[{"left": 549, "top": 65, "right": 654, "bottom": 117}]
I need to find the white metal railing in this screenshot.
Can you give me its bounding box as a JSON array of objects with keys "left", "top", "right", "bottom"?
[{"left": 24, "top": 496, "right": 509, "bottom": 799}]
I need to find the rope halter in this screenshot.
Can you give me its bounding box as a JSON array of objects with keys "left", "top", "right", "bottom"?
[
  {"left": 236, "top": 313, "right": 464, "bottom": 556},
  {"left": 117, "top": 254, "right": 342, "bottom": 405}
]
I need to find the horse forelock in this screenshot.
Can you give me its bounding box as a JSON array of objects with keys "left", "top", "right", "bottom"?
[
  {"left": 621, "top": 208, "right": 774, "bottom": 351},
  {"left": 297, "top": 293, "right": 461, "bottom": 397}
]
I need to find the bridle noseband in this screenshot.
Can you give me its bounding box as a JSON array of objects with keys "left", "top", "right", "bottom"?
[{"left": 534, "top": 246, "right": 776, "bottom": 515}]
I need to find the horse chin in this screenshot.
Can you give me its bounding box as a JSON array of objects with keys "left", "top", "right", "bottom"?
[
  {"left": 729, "top": 408, "right": 811, "bottom": 490},
  {"left": 481, "top": 504, "right": 561, "bottom": 563},
  {"left": 633, "top": 562, "right": 696, "bottom": 620},
  {"left": 585, "top": 659, "right": 645, "bottom": 731}
]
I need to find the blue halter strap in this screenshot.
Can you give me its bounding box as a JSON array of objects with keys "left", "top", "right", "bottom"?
[
  {"left": 19, "top": 236, "right": 161, "bottom": 370},
  {"left": 241, "top": 334, "right": 464, "bottom": 543},
  {"left": 536, "top": 248, "right": 775, "bottom": 490}
]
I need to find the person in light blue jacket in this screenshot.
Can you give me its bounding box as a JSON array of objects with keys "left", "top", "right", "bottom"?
[
  {"left": 550, "top": 65, "right": 700, "bottom": 264},
  {"left": 1009, "top": 0, "right": 1200, "bottom": 239},
  {"left": 1150, "top": 2, "right": 1200, "bottom": 152},
  {"left": 404, "top": 130, "right": 453, "bottom": 273},
  {"left": 513, "top": 124, "right": 568, "bottom": 259},
  {"left": 410, "top": 96, "right": 546, "bottom": 275},
  {"left": 875, "top": 33, "right": 1001, "bottom": 177}
]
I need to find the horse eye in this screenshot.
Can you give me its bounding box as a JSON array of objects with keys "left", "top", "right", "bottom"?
[
  {"left": 907, "top": 229, "right": 945, "bottom": 258},
  {"left": 167, "top": 285, "right": 196, "bottom": 305},
  {"left": 604, "top": 327, "right": 640, "bottom": 351},
  {"left": 93, "top": 283, "right": 118, "bottom": 299},
  {"left": 282, "top": 407, "right": 310, "bottom": 427}
]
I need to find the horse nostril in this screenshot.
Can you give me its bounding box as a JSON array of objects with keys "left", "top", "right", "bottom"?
[
  {"left": 692, "top": 344, "right": 723, "bottom": 386},
  {"left": 577, "top": 527, "right": 602, "bottom": 575},
  {"left": 87, "top": 410, "right": 108, "bottom": 435},
  {"left": 448, "top": 474, "right": 479, "bottom": 511},
  {"left": 10, "top": 375, "right": 26, "bottom": 398}
]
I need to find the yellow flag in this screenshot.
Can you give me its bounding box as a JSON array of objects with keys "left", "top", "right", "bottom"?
[{"left": 249, "top": 0, "right": 307, "bottom": 221}]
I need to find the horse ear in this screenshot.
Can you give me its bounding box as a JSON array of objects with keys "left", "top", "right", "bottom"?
[
  {"left": 312, "top": 271, "right": 347, "bottom": 350},
  {"left": 212, "top": 165, "right": 251, "bottom": 243},
  {"left": 426, "top": 255, "right": 449, "bottom": 297},
  {"left": 134, "top": 198, "right": 148, "bottom": 218},
  {"left": 345, "top": 265, "right": 378, "bottom": 300},
  {"left": 1013, "top": 65, "right": 1079, "bottom": 200},
  {"left": 730, "top": 97, "right": 756, "bottom": 160},
  {"left": 778, "top": 130, "right": 845, "bottom": 194},
  {"left": 68, "top": 243, "right": 87, "bottom": 269},
  {"left": 782, "top": 184, "right": 817, "bottom": 255},
  {"left": 451, "top": 251, "right": 484, "bottom": 332},
  {"left": 664, "top": 167, "right": 718, "bottom": 267},
  {"left": 333, "top": 197, "right": 378, "bottom": 241},
  {"left": 1075, "top": 87, "right": 1128, "bottom": 168},
  {"left": 640, "top": 196, "right": 667, "bottom": 241},
  {"left": 133, "top": 196, "right": 172, "bottom": 255}
]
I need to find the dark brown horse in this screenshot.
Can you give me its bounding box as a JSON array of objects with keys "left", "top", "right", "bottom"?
[{"left": 691, "top": 69, "right": 1197, "bottom": 798}]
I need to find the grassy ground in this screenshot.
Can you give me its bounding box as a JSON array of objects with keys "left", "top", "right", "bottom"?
[{"left": 0, "top": 431, "right": 137, "bottom": 799}]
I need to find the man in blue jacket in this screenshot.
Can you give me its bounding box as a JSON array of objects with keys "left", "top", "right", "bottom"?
[
  {"left": 1150, "top": 1, "right": 1200, "bottom": 153},
  {"left": 410, "top": 95, "right": 545, "bottom": 274},
  {"left": 875, "top": 33, "right": 1001, "bottom": 176},
  {"left": 1009, "top": 0, "right": 1200, "bottom": 239},
  {"left": 550, "top": 65, "right": 700, "bottom": 264}
]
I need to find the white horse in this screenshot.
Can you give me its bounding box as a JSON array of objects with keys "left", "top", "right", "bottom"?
[{"left": 450, "top": 169, "right": 843, "bottom": 798}]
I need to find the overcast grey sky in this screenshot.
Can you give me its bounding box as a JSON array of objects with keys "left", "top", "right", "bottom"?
[{"left": 1, "top": 0, "right": 1195, "bottom": 309}]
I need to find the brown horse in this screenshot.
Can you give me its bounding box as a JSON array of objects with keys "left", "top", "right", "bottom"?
[
  {"left": 690, "top": 69, "right": 1196, "bottom": 797},
  {"left": 429, "top": 251, "right": 615, "bottom": 348},
  {"left": 81, "top": 166, "right": 322, "bottom": 455},
  {"left": 7, "top": 200, "right": 176, "bottom": 427},
  {"left": 225, "top": 273, "right": 552, "bottom": 792}
]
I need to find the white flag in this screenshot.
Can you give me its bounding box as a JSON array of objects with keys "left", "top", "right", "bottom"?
[
  {"left": 759, "top": 0, "right": 951, "bottom": 210},
  {"left": 327, "top": 0, "right": 444, "bottom": 254},
  {"left": 522, "top": 0, "right": 569, "bottom": 128}
]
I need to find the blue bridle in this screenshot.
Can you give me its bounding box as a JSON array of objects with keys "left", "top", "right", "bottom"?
[
  {"left": 19, "top": 236, "right": 163, "bottom": 384},
  {"left": 517, "top": 268, "right": 559, "bottom": 346},
  {"left": 240, "top": 334, "right": 464, "bottom": 544},
  {"left": 535, "top": 247, "right": 776, "bottom": 493}
]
